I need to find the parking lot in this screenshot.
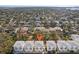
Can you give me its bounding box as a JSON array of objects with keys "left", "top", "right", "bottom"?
[{"left": 13, "top": 40, "right": 79, "bottom": 54}]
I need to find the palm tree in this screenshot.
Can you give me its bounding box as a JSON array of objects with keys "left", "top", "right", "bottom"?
[{"left": 50, "top": 31, "right": 60, "bottom": 43}]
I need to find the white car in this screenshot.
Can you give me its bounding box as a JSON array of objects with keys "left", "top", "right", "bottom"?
[
  {"left": 57, "top": 40, "right": 69, "bottom": 53},
  {"left": 66, "top": 41, "right": 79, "bottom": 53},
  {"left": 34, "top": 41, "right": 45, "bottom": 53},
  {"left": 71, "top": 34, "right": 79, "bottom": 41},
  {"left": 23, "top": 41, "right": 34, "bottom": 53},
  {"left": 46, "top": 41, "right": 56, "bottom": 52},
  {"left": 13, "top": 41, "right": 25, "bottom": 54}
]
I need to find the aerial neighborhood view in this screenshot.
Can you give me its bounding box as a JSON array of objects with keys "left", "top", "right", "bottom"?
[{"left": 0, "top": 7, "right": 79, "bottom": 54}]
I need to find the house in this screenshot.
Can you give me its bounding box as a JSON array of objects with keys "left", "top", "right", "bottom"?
[
  {"left": 0, "top": 25, "right": 3, "bottom": 32},
  {"left": 19, "top": 27, "right": 28, "bottom": 36},
  {"left": 35, "top": 21, "right": 41, "bottom": 27},
  {"left": 15, "top": 27, "right": 19, "bottom": 33},
  {"left": 48, "top": 27, "right": 63, "bottom": 32},
  {"left": 34, "top": 27, "right": 46, "bottom": 31},
  {"left": 19, "top": 21, "right": 26, "bottom": 26},
  {"left": 15, "top": 27, "right": 29, "bottom": 36},
  {"left": 60, "top": 17, "right": 68, "bottom": 21},
  {"left": 34, "top": 15, "right": 40, "bottom": 21},
  {"left": 54, "top": 27, "right": 63, "bottom": 31}
]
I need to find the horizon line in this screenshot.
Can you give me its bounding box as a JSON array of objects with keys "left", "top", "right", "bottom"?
[{"left": 0, "top": 5, "right": 79, "bottom": 7}]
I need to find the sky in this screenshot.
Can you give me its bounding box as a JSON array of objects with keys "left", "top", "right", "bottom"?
[{"left": 0, "top": 0, "right": 79, "bottom": 7}]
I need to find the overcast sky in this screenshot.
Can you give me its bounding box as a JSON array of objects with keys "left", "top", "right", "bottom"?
[{"left": 0, "top": 0, "right": 79, "bottom": 7}]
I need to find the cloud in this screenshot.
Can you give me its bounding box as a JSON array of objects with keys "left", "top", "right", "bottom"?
[{"left": 0, "top": 0, "right": 79, "bottom": 7}]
